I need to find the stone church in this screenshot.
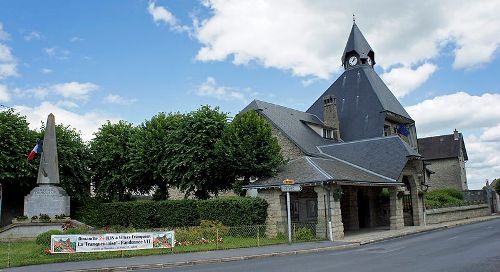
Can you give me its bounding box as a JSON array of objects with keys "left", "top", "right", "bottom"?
[{"left": 242, "top": 22, "right": 428, "bottom": 239}]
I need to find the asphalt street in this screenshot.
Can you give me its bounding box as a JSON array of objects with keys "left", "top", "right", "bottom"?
[{"left": 150, "top": 219, "right": 500, "bottom": 272}]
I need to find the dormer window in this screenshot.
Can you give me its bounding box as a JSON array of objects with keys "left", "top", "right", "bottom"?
[{"left": 323, "top": 128, "right": 333, "bottom": 139}]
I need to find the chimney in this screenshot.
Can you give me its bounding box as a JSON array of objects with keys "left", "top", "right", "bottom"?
[
  {"left": 323, "top": 95, "right": 340, "bottom": 139},
  {"left": 453, "top": 129, "right": 459, "bottom": 140}
]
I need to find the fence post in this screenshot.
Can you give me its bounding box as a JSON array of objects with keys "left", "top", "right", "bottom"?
[
  {"left": 8, "top": 237, "right": 11, "bottom": 268},
  {"left": 216, "top": 227, "right": 219, "bottom": 250},
  {"left": 257, "top": 226, "right": 260, "bottom": 247}
]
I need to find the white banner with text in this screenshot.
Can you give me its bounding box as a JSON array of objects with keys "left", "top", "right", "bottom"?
[{"left": 50, "top": 231, "right": 175, "bottom": 253}]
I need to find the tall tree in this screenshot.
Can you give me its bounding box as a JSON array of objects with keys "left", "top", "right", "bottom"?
[
  {"left": 0, "top": 109, "right": 38, "bottom": 192},
  {"left": 90, "top": 121, "right": 135, "bottom": 201},
  {"left": 52, "top": 124, "right": 92, "bottom": 202},
  {"left": 168, "top": 106, "right": 230, "bottom": 199},
  {"left": 217, "top": 110, "right": 284, "bottom": 195},
  {"left": 128, "top": 112, "right": 183, "bottom": 200}
]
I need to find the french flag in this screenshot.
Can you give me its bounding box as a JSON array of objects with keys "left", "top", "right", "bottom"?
[{"left": 27, "top": 140, "right": 43, "bottom": 161}]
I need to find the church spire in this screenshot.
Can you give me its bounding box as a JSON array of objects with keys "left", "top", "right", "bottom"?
[{"left": 341, "top": 20, "right": 375, "bottom": 69}]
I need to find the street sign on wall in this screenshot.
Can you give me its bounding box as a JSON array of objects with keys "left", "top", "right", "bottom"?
[{"left": 281, "top": 184, "right": 302, "bottom": 192}]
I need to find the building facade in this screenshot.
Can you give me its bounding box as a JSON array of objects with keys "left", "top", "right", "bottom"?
[
  {"left": 418, "top": 130, "right": 468, "bottom": 191},
  {"left": 242, "top": 21, "right": 428, "bottom": 239}
]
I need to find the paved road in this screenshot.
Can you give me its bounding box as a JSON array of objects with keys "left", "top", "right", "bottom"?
[{"left": 150, "top": 219, "right": 500, "bottom": 272}]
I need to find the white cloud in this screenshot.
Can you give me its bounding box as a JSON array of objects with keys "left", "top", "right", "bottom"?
[
  {"left": 0, "top": 23, "right": 18, "bottom": 79},
  {"left": 0, "top": 84, "right": 10, "bottom": 102},
  {"left": 406, "top": 92, "right": 500, "bottom": 136},
  {"left": 147, "top": 1, "right": 189, "bottom": 33},
  {"left": 70, "top": 36, "right": 83, "bottom": 42},
  {"left": 104, "top": 94, "right": 137, "bottom": 105},
  {"left": 41, "top": 68, "right": 53, "bottom": 74},
  {"left": 464, "top": 136, "right": 500, "bottom": 189},
  {"left": 197, "top": 77, "right": 247, "bottom": 103},
  {"left": 381, "top": 63, "right": 437, "bottom": 98},
  {"left": 52, "top": 82, "right": 99, "bottom": 101},
  {"left": 43, "top": 47, "right": 70, "bottom": 59},
  {"left": 14, "top": 101, "right": 118, "bottom": 141},
  {"left": 56, "top": 100, "right": 79, "bottom": 109},
  {"left": 0, "top": 44, "right": 14, "bottom": 62},
  {"left": 0, "top": 63, "right": 17, "bottom": 79},
  {"left": 24, "top": 31, "right": 43, "bottom": 41},
  {"left": 0, "top": 22, "right": 9, "bottom": 41},
  {"left": 406, "top": 91, "right": 500, "bottom": 189},
  {"left": 155, "top": 0, "right": 500, "bottom": 79}
]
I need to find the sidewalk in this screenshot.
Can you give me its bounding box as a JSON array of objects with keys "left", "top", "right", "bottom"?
[
  {"left": 344, "top": 214, "right": 500, "bottom": 244},
  {"left": 2, "top": 215, "right": 499, "bottom": 272}
]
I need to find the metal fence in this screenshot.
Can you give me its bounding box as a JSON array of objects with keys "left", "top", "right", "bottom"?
[{"left": 0, "top": 222, "right": 327, "bottom": 268}]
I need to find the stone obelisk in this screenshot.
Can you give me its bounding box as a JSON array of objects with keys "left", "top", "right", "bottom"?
[{"left": 24, "top": 113, "right": 70, "bottom": 218}]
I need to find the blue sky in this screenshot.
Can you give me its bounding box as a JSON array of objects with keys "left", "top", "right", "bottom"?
[{"left": 1, "top": 0, "right": 499, "bottom": 189}]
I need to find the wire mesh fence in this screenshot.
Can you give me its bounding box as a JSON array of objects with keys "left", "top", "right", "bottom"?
[{"left": 0, "top": 222, "right": 327, "bottom": 268}]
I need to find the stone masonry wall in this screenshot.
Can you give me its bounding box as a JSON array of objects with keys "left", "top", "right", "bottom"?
[
  {"left": 427, "top": 158, "right": 465, "bottom": 191},
  {"left": 270, "top": 126, "right": 303, "bottom": 161},
  {"left": 426, "top": 204, "right": 490, "bottom": 224},
  {"left": 257, "top": 188, "right": 286, "bottom": 237}
]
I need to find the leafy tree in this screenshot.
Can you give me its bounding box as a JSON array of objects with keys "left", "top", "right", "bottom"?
[
  {"left": 90, "top": 121, "right": 135, "bottom": 201},
  {"left": 494, "top": 178, "right": 500, "bottom": 194},
  {"left": 0, "top": 109, "right": 38, "bottom": 192},
  {"left": 53, "top": 124, "right": 92, "bottom": 202},
  {"left": 167, "top": 106, "right": 230, "bottom": 199},
  {"left": 128, "top": 112, "right": 183, "bottom": 200},
  {"left": 216, "top": 110, "right": 284, "bottom": 195}
]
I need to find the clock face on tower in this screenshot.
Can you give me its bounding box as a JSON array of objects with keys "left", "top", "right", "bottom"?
[{"left": 348, "top": 56, "right": 358, "bottom": 66}]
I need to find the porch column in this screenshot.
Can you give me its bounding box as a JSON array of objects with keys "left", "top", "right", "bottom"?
[
  {"left": 411, "top": 175, "right": 424, "bottom": 226},
  {"left": 315, "top": 185, "right": 344, "bottom": 240},
  {"left": 389, "top": 187, "right": 404, "bottom": 230},
  {"left": 258, "top": 188, "right": 286, "bottom": 237}
]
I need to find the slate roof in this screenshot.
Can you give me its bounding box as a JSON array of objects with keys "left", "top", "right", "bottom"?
[
  {"left": 318, "top": 136, "right": 420, "bottom": 180},
  {"left": 243, "top": 156, "right": 399, "bottom": 189},
  {"left": 306, "top": 66, "right": 413, "bottom": 142},
  {"left": 418, "top": 133, "right": 468, "bottom": 161},
  {"left": 242, "top": 100, "right": 335, "bottom": 155},
  {"left": 342, "top": 23, "right": 375, "bottom": 64}
]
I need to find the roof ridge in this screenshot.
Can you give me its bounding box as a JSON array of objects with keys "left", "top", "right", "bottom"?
[
  {"left": 316, "top": 147, "right": 395, "bottom": 182},
  {"left": 317, "top": 135, "right": 398, "bottom": 147},
  {"left": 305, "top": 156, "right": 333, "bottom": 179},
  {"left": 254, "top": 99, "right": 323, "bottom": 120}
]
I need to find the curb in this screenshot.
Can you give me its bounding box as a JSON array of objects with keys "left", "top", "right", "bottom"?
[
  {"left": 352, "top": 215, "right": 500, "bottom": 245},
  {"left": 69, "top": 243, "right": 360, "bottom": 272}
]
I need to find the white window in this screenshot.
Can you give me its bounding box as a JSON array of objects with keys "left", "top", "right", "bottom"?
[{"left": 323, "top": 129, "right": 333, "bottom": 139}]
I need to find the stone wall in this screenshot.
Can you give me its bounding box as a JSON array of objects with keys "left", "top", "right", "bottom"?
[
  {"left": 270, "top": 126, "right": 303, "bottom": 161},
  {"left": 315, "top": 185, "right": 343, "bottom": 240},
  {"left": 426, "top": 204, "right": 490, "bottom": 224},
  {"left": 426, "top": 158, "right": 466, "bottom": 191},
  {"left": 257, "top": 188, "right": 286, "bottom": 237},
  {"left": 463, "top": 190, "right": 487, "bottom": 203}
]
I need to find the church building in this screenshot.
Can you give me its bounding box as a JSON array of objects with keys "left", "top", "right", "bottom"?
[{"left": 242, "top": 21, "right": 427, "bottom": 239}]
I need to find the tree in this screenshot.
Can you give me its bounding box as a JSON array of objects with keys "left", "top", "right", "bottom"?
[
  {"left": 494, "top": 178, "right": 500, "bottom": 194},
  {"left": 128, "top": 112, "right": 183, "bottom": 200},
  {"left": 0, "top": 109, "right": 38, "bottom": 192},
  {"left": 90, "top": 121, "right": 135, "bottom": 201},
  {"left": 216, "top": 110, "right": 284, "bottom": 195},
  {"left": 52, "top": 124, "right": 92, "bottom": 202},
  {"left": 167, "top": 106, "right": 230, "bottom": 199}
]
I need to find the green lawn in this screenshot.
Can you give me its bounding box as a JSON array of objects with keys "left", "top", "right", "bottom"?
[{"left": 0, "top": 236, "right": 288, "bottom": 268}]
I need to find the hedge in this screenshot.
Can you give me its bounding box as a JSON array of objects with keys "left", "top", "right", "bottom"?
[{"left": 75, "top": 197, "right": 268, "bottom": 228}]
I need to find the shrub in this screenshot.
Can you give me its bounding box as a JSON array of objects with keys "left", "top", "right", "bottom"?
[
  {"left": 39, "top": 214, "right": 51, "bottom": 222},
  {"left": 293, "top": 227, "right": 314, "bottom": 241},
  {"left": 424, "top": 188, "right": 466, "bottom": 209},
  {"left": 75, "top": 197, "right": 267, "bottom": 229},
  {"left": 36, "top": 230, "right": 63, "bottom": 247}
]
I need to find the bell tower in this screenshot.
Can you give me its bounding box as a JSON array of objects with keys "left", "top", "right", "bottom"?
[{"left": 341, "top": 18, "right": 375, "bottom": 70}]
